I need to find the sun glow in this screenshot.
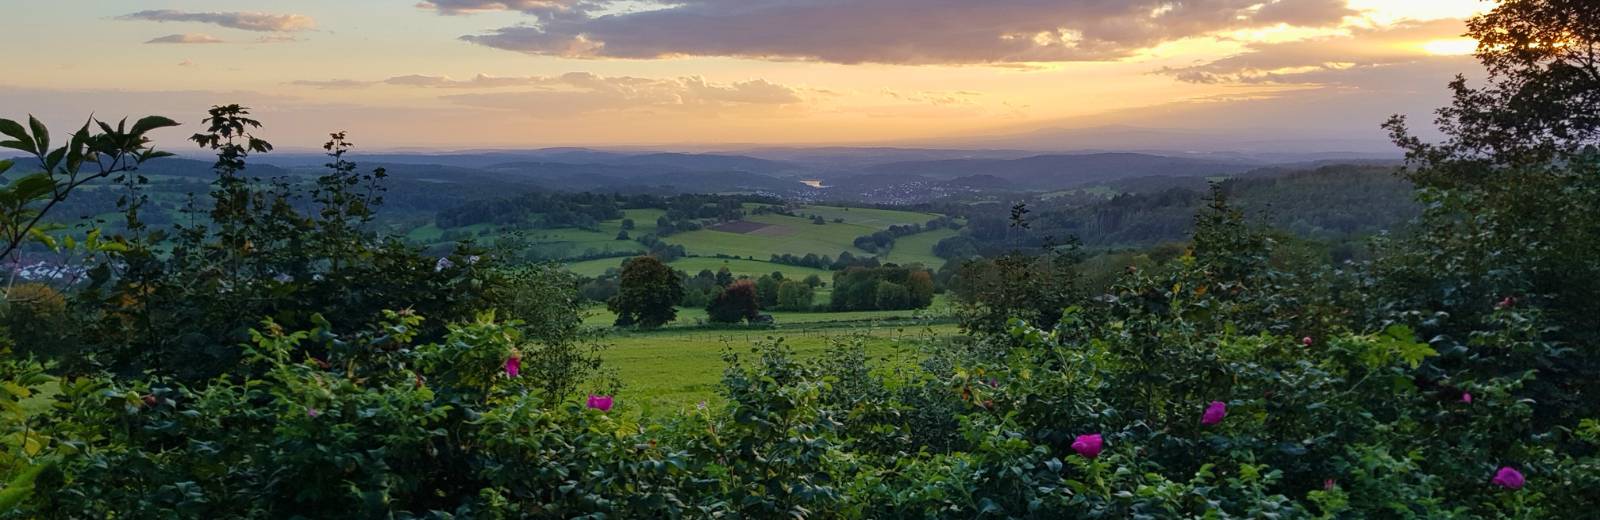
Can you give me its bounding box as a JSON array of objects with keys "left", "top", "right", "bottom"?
[{"left": 1423, "top": 38, "right": 1478, "bottom": 55}]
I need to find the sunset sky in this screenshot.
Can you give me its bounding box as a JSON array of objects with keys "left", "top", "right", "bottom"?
[{"left": 2, "top": 1, "right": 1493, "bottom": 151}]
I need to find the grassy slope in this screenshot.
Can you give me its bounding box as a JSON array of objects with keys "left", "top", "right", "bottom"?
[
  {"left": 411, "top": 209, "right": 665, "bottom": 256},
  {"left": 581, "top": 293, "right": 953, "bottom": 328},
  {"left": 883, "top": 228, "right": 958, "bottom": 267},
  {"left": 563, "top": 256, "right": 833, "bottom": 279},
  {"left": 662, "top": 212, "right": 876, "bottom": 259},
  {"left": 796, "top": 205, "right": 938, "bottom": 227},
  {"left": 603, "top": 322, "right": 961, "bottom": 413}
]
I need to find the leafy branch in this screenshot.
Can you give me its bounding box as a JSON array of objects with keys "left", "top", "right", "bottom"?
[{"left": 0, "top": 114, "right": 179, "bottom": 263}]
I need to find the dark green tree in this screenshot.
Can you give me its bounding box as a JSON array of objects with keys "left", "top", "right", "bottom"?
[
  {"left": 755, "top": 275, "right": 782, "bottom": 309},
  {"left": 607, "top": 255, "right": 682, "bottom": 328}
]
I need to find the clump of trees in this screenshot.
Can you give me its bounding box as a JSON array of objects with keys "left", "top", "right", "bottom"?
[{"left": 829, "top": 265, "right": 934, "bottom": 311}]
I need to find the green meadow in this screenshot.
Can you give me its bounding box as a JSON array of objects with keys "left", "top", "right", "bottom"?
[
  {"left": 882, "top": 227, "right": 958, "bottom": 267},
  {"left": 600, "top": 321, "right": 962, "bottom": 413},
  {"left": 557, "top": 204, "right": 947, "bottom": 279},
  {"left": 564, "top": 256, "right": 833, "bottom": 279}
]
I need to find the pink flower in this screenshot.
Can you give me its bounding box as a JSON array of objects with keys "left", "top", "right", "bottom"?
[
  {"left": 587, "top": 394, "right": 614, "bottom": 412},
  {"left": 1496, "top": 296, "right": 1516, "bottom": 309},
  {"left": 1071, "top": 433, "right": 1104, "bottom": 459},
  {"left": 306, "top": 407, "right": 319, "bottom": 418},
  {"left": 1323, "top": 478, "right": 1336, "bottom": 490},
  {"left": 1201, "top": 401, "right": 1228, "bottom": 426},
  {"left": 1302, "top": 336, "right": 1314, "bottom": 346},
  {"left": 1461, "top": 392, "right": 1473, "bottom": 404},
  {"left": 1492, "top": 467, "right": 1525, "bottom": 489},
  {"left": 504, "top": 354, "right": 521, "bottom": 378}
]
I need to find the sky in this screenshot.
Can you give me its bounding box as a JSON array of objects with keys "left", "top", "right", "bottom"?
[{"left": 1, "top": 1, "right": 1494, "bottom": 151}]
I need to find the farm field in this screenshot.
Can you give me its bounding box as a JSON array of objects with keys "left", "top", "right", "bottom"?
[
  {"left": 882, "top": 228, "right": 959, "bottom": 267},
  {"left": 601, "top": 322, "right": 963, "bottom": 413},
  {"left": 564, "top": 256, "right": 832, "bottom": 280},
  {"left": 794, "top": 205, "right": 939, "bottom": 227},
  {"left": 661, "top": 212, "right": 877, "bottom": 259},
  {"left": 557, "top": 204, "right": 947, "bottom": 276},
  {"left": 407, "top": 208, "right": 665, "bottom": 256},
  {"left": 580, "top": 293, "right": 954, "bottom": 328}
]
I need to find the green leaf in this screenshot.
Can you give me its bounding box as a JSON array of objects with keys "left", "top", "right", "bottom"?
[
  {"left": 130, "top": 115, "right": 179, "bottom": 136},
  {"left": 0, "top": 159, "right": 11, "bottom": 175},
  {"left": 0, "top": 118, "right": 34, "bottom": 155},
  {"left": 43, "top": 147, "right": 67, "bottom": 174},
  {"left": 28, "top": 115, "right": 48, "bottom": 154},
  {"left": 0, "top": 460, "right": 51, "bottom": 512},
  {"left": 0, "top": 118, "right": 28, "bottom": 142},
  {"left": 27, "top": 229, "right": 58, "bottom": 251},
  {"left": 7, "top": 173, "right": 56, "bottom": 202}
]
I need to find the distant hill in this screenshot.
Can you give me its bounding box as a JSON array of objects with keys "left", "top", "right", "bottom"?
[
  {"left": 862, "top": 153, "right": 1257, "bottom": 189},
  {"left": 4, "top": 156, "right": 291, "bottom": 179},
  {"left": 250, "top": 149, "right": 806, "bottom": 175}
]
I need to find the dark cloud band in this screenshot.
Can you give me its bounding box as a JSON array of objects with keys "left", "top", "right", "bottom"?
[{"left": 434, "top": 0, "right": 1357, "bottom": 64}]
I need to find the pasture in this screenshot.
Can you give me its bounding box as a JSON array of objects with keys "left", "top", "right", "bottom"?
[{"left": 599, "top": 321, "right": 963, "bottom": 413}]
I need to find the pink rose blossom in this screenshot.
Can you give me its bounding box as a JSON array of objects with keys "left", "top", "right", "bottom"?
[
  {"left": 1492, "top": 467, "right": 1525, "bottom": 489},
  {"left": 1201, "top": 401, "right": 1228, "bottom": 426},
  {"left": 504, "top": 354, "right": 521, "bottom": 378},
  {"left": 1071, "top": 433, "right": 1104, "bottom": 459},
  {"left": 1461, "top": 392, "right": 1473, "bottom": 404},
  {"left": 1302, "top": 336, "right": 1314, "bottom": 346},
  {"left": 587, "top": 394, "right": 614, "bottom": 412}
]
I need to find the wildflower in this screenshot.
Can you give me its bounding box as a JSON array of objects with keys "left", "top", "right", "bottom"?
[
  {"left": 141, "top": 394, "right": 158, "bottom": 408},
  {"left": 1302, "top": 336, "right": 1314, "bottom": 346},
  {"left": 307, "top": 407, "right": 319, "bottom": 418},
  {"left": 504, "top": 353, "right": 521, "bottom": 378},
  {"left": 1491, "top": 467, "right": 1525, "bottom": 489},
  {"left": 1461, "top": 392, "right": 1473, "bottom": 404},
  {"left": 1071, "top": 433, "right": 1104, "bottom": 459},
  {"left": 1201, "top": 401, "right": 1227, "bottom": 426},
  {"left": 1496, "top": 296, "right": 1516, "bottom": 309},
  {"left": 434, "top": 257, "right": 454, "bottom": 272},
  {"left": 587, "top": 394, "right": 614, "bottom": 412},
  {"left": 1323, "top": 478, "right": 1336, "bottom": 490}
]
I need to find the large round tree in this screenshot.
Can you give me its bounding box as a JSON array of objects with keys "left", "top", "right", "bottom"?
[{"left": 607, "top": 256, "right": 683, "bottom": 328}]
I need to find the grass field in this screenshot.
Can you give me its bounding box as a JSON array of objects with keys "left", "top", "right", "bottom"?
[
  {"left": 580, "top": 293, "right": 953, "bottom": 328},
  {"left": 564, "top": 256, "right": 832, "bottom": 280},
  {"left": 795, "top": 205, "right": 939, "bottom": 227},
  {"left": 883, "top": 228, "right": 958, "bottom": 267},
  {"left": 662, "top": 211, "right": 877, "bottom": 259},
  {"left": 602, "top": 321, "right": 962, "bottom": 413},
  {"left": 409, "top": 209, "right": 665, "bottom": 257}
]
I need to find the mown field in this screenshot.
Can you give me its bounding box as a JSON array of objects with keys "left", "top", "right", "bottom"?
[
  {"left": 559, "top": 204, "right": 949, "bottom": 279},
  {"left": 600, "top": 321, "right": 962, "bottom": 413},
  {"left": 564, "top": 256, "right": 832, "bottom": 280},
  {"left": 408, "top": 208, "right": 666, "bottom": 257},
  {"left": 660, "top": 212, "right": 878, "bottom": 259},
  {"left": 882, "top": 227, "right": 958, "bottom": 267},
  {"left": 584, "top": 292, "right": 959, "bottom": 412}
]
